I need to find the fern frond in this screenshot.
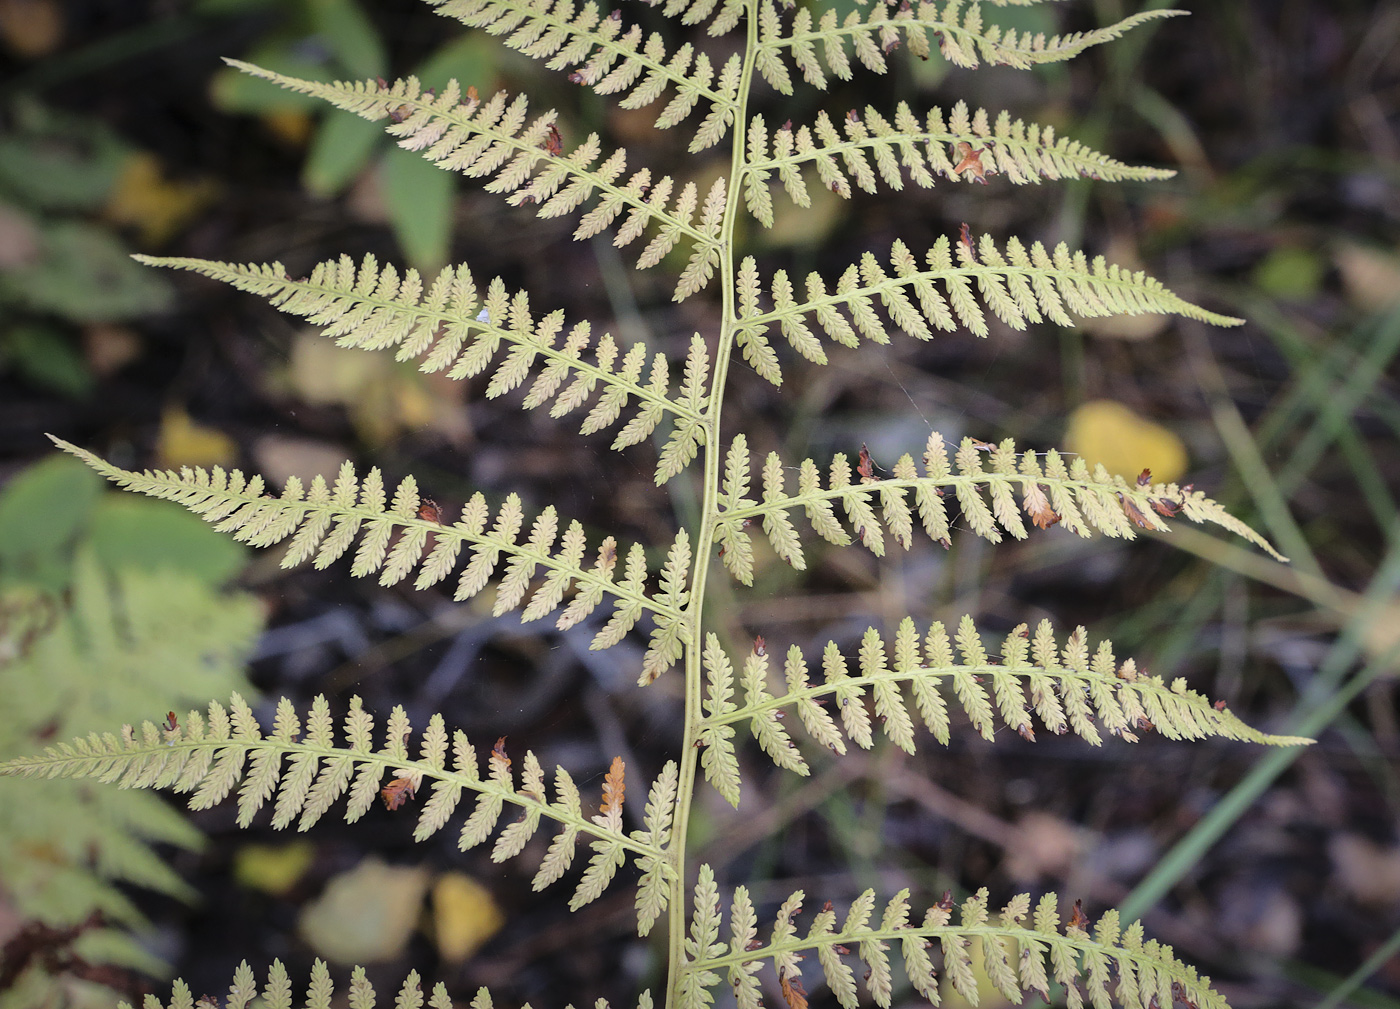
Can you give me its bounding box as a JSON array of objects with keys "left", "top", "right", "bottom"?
[
  {"left": 734, "top": 233, "right": 1242, "bottom": 376},
  {"left": 757, "top": 2, "right": 1183, "bottom": 91},
  {"left": 3, "top": 695, "right": 681, "bottom": 923},
  {"left": 50, "top": 438, "right": 678, "bottom": 656},
  {"left": 222, "top": 63, "right": 728, "bottom": 300},
  {"left": 696, "top": 617, "right": 1308, "bottom": 796},
  {"left": 684, "top": 883, "right": 1226, "bottom": 1009},
  {"left": 714, "top": 432, "right": 1286, "bottom": 567},
  {"left": 134, "top": 253, "right": 711, "bottom": 454},
  {"left": 740, "top": 102, "right": 1172, "bottom": 225},
  {"left": 122, "top": 958, "right": 651, "bottom": 1009},
  {"left": 423, "top": 0, "right": 743, "bottom": 149}
]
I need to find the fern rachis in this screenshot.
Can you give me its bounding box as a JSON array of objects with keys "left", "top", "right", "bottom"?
[{"left": 0, "top": 2, "right": 1308, "bottom": 1008}]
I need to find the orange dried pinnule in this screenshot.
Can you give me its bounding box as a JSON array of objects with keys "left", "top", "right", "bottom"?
[{"left": 380, "top": 777, "right": 416, "bottom": 811}]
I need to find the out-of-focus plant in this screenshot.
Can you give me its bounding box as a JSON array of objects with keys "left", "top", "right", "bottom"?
[
  {"left": 0, "top": 101, "right": 181, "bottom": 398},
  {"left": 202, "top": 0, "right": 498, "bottom": 272},
  {"left": 0, "top": 455, "right": 262, "bottom": 1008}
]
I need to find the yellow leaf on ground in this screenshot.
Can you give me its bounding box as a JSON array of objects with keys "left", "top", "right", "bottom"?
[
  {"left": 284, "top": 329, "right": 469, "bottom": 447},
  {"left": 298, "top": 858, "right": 430, "bottom": 965},
  {"left": 155, "top": 408, "right": 238, "bottom": 470},
  {"left": 233, "top": 841, "right": 316, "bottom": 896},
  {"left": 1064, "top": 399, "right": 1188, "bottom": 485},
  {"left": 431, "top": 872, "right": 505, "bottom": 962},
  {"left": 261, "top": 110, "right": 314, "bottom": 147},
  {"left": 103, "top": 152, "right": 220, "bottom": 247}
]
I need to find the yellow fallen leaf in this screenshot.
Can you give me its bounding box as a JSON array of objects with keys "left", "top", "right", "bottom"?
[
  {"left": 1064, "top": 399, "right": 1188, "bottom": 485},
  {"left": 260, "top": 109, "right": 314, "bottom": 148},
  {"left": 155, "top": 408, "right": 238, "bottom": 470},
  {"left": 103, "top": 152, "right": 220, "bottom": 247},
  {"left": 233, "top": 840, "right": 316, "bottom": 896},
  {"left": 431, "top": 872, "right": 505, "bottom": 962},
  {"left": 298, "top": 858, "right": 430, "bottom": 965}
]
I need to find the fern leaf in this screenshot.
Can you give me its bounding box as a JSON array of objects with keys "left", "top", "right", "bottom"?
[
  {"left": 133, "top": 252, "right": 708, "bottom": 442},
  {"left": 2, "top": 697, "right": 669, "bottom": 913},
  {"left": 639, "top": 530, "right": 693, "bottom": 683},
  {"left": 757, "top": 3, "right": 1184, "bottom": 91},
  {"left": 678, "top": 865, "right": 726, "bottom": 1009},
  {"left": 686, "top": 881, "right": 1229, "bottom": 1009},
  {"left": 740, "top": 638, "right": 808, "bottom": 773},
  {"left": 694, "top": 617, "right": 1309, "bottom": 782},
  {"left": 698, "top": 634, "right": 742, "bottom": 807},
  {"left": 735, "top": 234, "right": 1241, "bottom": 376},
  {"left": 532, "top": 767, "right": 581, "bottom": 890},
  {"left": 50, "top": 438, "right": 682, "bottom": 656},
  {"left": 224, "top": 62, "right": 727, "bottom": 300},
  {"left": 422, "top": 0, "right": 740, "bottom": 145},
  {"left": 633, "top": 761, "right": 680, "bottom": 935},
  {"left": 718, "top": 433, "right": 1287, "bottom": 562},
  {"left": 743, "top": 100, "right": 1174, "bottom": 216},
  {"left": 120, "top": 960, "right": 535, "bottom": 1009}
]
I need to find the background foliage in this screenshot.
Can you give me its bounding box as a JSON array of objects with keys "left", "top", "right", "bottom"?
[{"left": 0, "top": 1, "right": 1397, "bottom": 1007}]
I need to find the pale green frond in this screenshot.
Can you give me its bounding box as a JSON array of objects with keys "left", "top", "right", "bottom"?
[
  {"left": 120, "top": 960, "right": 504, "bottom": 1009},
  {"left": 716, "top": 433, "right": 1286, "bottom": 562},
  {"left": 678, "top": 865, "right": 727, "bottom": 1009},
  {"left": 696, "top": 617, "right": 1311, "bottom": 767},
  {"left": 531, "top": 768, "right": 581, "bottom": 890},
  {"left": 734, "top": 234, "right": 1242, "bottom": 372},
  {"left": 727, "top": 887, "right": 764, "bottom": 1009},
  {"left": 50, "top": 438, "right": 678, "bottom": 644},
  {"left": 132, "top": 251, "right": 704, "bottom": 439},
  {"left": 741, "top": 100, "right": 1174, "bottom": 214},
  {"left": 698, "top": 634, "right": 742, "bottom": 806},
  {"left": 639, "top": 530, "right": 693, "bottom": 683},
  {"left": 681, "top": 885, "right": 1226, "bottom": 1009},
  {"left": 633, "top": 761, "right": 680, "bottom": 935},
  {"left": 225, "top": 62, "right": 728, "bottom": 298},
  {"left": 3, "top": 696, "right": 670, "bottom": 909},
  {"left": 740, "top": 639, "right": 808, "bottom": 774},
  {"left": 757, "top": 2, "right": 1184, "bottom": 92},
  {"left": 423, "top": 0, "right": 740, "bottom": 145}
]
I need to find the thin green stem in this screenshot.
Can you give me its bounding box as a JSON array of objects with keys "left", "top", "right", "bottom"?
[
  {"left": 663, "top": 3, "right": 761, "bottom": 1006},
  {"left": 1119, "top": 535, "right": 1400, "bottom": 922},
  {"left": 1313, "top": 923, "right": 1400, "bottom": 1009}
]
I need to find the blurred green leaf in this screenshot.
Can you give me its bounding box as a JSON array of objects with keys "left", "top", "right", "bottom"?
[
  {"left": 88, "top": 495, "right": 248, "bottom": 586},
  {"left": 0, "top": 106, "right": 130, "bottom": 211},
  {"left": 414, "top": 33, "right": 499, "bottom": 91},
  {"left": 3, "top": 323, "right": 95, "bottom": 398},
  {"left": 0, "top": 220, "right": 171, "bottom": 321},
  {"left": 309, "top": 0, "right": 387, "bottom": 78},
  {"left": 0, "top": 454, "right": 103, "bottom": 592},
  {"left": 1254, "top": 245, "right": 1325, "bottom": 301},
  {"left": 303, "top": 112, "right": 382, "bottom": 197},
  {"left": 382, "top": 143, "right": 455, "bottom": 273}
]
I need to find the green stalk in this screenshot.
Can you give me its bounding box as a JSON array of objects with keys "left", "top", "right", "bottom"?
[{"left": 663, "top": 3, "right": 761, "bottom": 1004}]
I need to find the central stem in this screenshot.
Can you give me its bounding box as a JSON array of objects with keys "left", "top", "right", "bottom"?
[{"left": 661, "top": 2, "right": 761, "bottom": 1006}]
